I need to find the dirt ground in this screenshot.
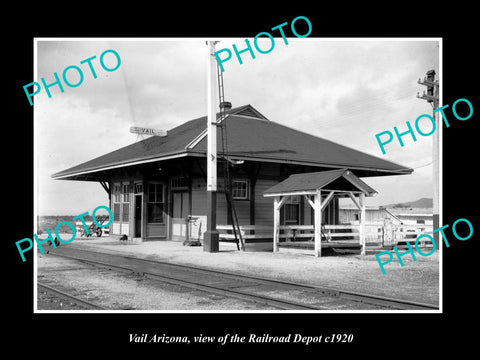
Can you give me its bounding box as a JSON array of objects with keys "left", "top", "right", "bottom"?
[{"left": 36, "top": 236, "right": 440, "bottom": 310}]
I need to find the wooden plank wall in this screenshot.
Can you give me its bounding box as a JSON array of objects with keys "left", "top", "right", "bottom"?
[
  {"left": 254, "top": 179, "right": 276, "bottom": 226},
  {"left": 192, "top": 175, "right": 277, "bottom": 226}
]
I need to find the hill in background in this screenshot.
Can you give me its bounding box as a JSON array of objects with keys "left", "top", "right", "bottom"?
[{"left": 386, "top": 197, "right": 433, "bottom": 209}]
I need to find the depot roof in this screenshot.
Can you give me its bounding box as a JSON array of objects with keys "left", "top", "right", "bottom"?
[{"left": 52, "top": 104, "right": 413, "bottom": 180}]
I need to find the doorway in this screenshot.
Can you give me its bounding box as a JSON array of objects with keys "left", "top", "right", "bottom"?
[
  {"left": 134, "top": 194, "right": 142, "bottom": 238},
  {"left": 171, "top": 191, "right": 189, "bottom": 241}
]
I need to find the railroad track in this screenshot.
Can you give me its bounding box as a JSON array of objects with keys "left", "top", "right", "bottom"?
[
  {"left": 45, "top": 248, "right": 438, "bottom": 311},
  {"left": 125, "top": 256, "right": 438, "bottom": 310},
  {"left": 37, "top": 282, "right": 107, "bottom": 310}
]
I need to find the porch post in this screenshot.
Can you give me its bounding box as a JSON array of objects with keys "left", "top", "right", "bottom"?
[
  {"left": 314, "top": 189, "right": 322, "bottom": 257},
  {"left": 359, "top": 193, "right": 366, "bottom": 255},
  {"left": 273, "top": 196, "right": 280, "bottom": 252}
]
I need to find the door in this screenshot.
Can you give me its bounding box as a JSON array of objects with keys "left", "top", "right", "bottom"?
[
  {"left": 171, "top": 191, "right": 189, "bottom": 241},
  {"left": 134, "top": 194, "right": 142, "bottom": 238}
]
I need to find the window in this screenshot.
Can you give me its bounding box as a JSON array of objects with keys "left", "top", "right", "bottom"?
[
  {"left": 148, "top": 183, "right": 163, "bottom": 203},
  {"left": 171, "top": 176, "right": 188, "bottom": 190},
  {"left": 148, "top": 183, "right": 164, "bottom": 223},
  {"left": 113, "top": 204, "right": 121, "bottom": 221},
  {"left": 121, "top": 183, "right": 130, "bottom": 222},
  {"left": 284, "top": 204, "right": 299, "bottom": 224},
  {"left": 122, "top": 183, "right": 130, "bottom": 203},
  {"left": 113, "top": 183, "right": 121, "bottom": 221},
  {"left": 113, "top": 183, "right": 121, "bottom": 203},
  {"left": 122, "top": 203, "right": 129, "bottom": 222},
  {"left": 232, "top": 180, "right": 249, "bottom": 200},
  {"left": 284, "top": 195, "right": 300, "bottom": 224},
  {"left": 134, "top": 183, "right": 143, "bottom": 194}
]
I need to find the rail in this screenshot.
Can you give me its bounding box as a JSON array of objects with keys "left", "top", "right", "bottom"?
[
  {"left": 37, "top": 282, "right": 107, "bottom": 310},
  {"left": 217, "top": 223, "right": 435, "bottom": 246},
  {"left": 217, "top": 224, "right": 361, "bottom": 243}
]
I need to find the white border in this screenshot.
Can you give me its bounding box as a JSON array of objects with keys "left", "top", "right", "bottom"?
[{"left": 33, "top": 37, "right": 442, "bottom": 314}]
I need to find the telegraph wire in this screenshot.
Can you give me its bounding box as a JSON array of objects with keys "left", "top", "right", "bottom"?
[{"left": 412, "top": 161, "right": 433, "bottom": 170}]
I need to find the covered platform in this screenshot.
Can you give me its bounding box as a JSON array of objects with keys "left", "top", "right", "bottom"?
[{"left": 263, "top": 168, "right": 377, "bottom": 257}]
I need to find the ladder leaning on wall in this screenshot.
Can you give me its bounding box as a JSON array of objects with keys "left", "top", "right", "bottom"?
[{"left": 216, "top": 64, "right": 245, "bottom": 251}]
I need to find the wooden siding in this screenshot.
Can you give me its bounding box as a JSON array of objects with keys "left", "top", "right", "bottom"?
[
  {"left": 191, "top": 177, "right": 207, "bottom": 215},
  {"left": 257, "top": 162, "right": 280, "bottom": 178},
  {"left": 191, "top": 176, "right": 250, "bottom": 225},
  {"left": 232, "top": 200, "right": 250, "bottom": 225},
  {"left": 216, "top": 193, "right": 229, "bottom": 224},
  {"left": 254, "top": 179, "right": 276, "bottom": 226},
  {"left": 303, "top": 196, "right": 312, "bottom": 225}
]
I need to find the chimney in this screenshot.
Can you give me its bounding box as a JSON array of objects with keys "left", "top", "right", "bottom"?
[{"left": 219, "top": 101, "right": 232, "bottom": 112}]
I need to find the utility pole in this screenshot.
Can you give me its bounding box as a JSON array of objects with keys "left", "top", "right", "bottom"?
[
  {"left": 417, "top": 70, "right": 440, "bottom": 247},
  {"left": 204, "top": 41, "right": 219, "bottom": 252}
]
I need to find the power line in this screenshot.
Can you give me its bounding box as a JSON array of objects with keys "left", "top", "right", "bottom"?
[{"left": 412, "top": 161, "right": 433, "bottom": 169}]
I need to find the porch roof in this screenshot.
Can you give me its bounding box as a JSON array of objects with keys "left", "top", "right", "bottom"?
[{"left": 263, "top": 169, "right": 377, "bottom": 197}]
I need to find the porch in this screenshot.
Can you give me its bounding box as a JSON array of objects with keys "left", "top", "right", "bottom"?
[
  {"left": 262, "top": 169, "right": 377, "bottom": 257},
  {"left": 217, "top": 223, "right": 362, "bottom": 253}
]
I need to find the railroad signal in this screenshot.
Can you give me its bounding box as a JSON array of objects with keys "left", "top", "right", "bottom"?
[
  {"left": 417, "top": 69, "right": 438, "bottom": 104},
  {"left": 417, "top": 69, "right": 439, "bottom": 248}
]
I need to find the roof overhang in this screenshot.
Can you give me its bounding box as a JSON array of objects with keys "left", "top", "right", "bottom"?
[
  {"left": 53, "top": 149, "right": 411, "bottom": 181},
  {"left": 222, "top": 153, "right": 412, "bottom": 177},
  {"left": 51, "top": 151, "right": 198, "bottom": 180}
]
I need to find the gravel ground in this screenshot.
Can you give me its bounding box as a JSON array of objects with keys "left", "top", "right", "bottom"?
[
  {"left": 37, "top": 236, "right": 440, "bottom": 308},
  {"left": 37, "top": 287, "right": 92, "bottom": 310},
  {"left": 37, "top": 254, "right": 278, "bottom": 311}
]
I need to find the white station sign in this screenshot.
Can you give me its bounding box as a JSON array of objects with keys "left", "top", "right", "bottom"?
[{"left": 129, "top": 126, "right": 167, "bottom": 136}]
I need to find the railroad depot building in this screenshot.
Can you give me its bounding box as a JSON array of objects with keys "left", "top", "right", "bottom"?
[{"left": 52, "top": 104, "right": 412, "bottom": 249}]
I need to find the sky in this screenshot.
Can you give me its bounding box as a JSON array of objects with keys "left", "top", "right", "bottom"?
[{"left": 35, "top": 38, "right": 440, "bottom": 215}]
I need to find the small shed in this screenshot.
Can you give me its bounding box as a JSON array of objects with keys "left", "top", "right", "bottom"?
[
  {"left": 339, "top": 205, "right": 402, "bottom": 225},
  {"left": 263, "top": 169, "right": 377, "bottom": 257}
]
